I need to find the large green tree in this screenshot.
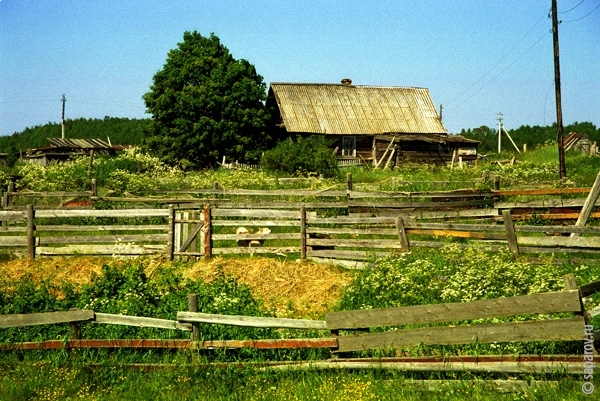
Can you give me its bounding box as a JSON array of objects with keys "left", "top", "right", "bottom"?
[{"left": 142, "top": 31, "right": 271, "bottom": 167}]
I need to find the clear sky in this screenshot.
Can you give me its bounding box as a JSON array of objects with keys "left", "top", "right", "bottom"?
[{"left": 1, "top": 0, "right": 598, "bottom": 137}]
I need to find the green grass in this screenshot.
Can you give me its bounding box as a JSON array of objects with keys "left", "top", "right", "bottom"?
[{"left": 0, "top": 355, "right": 597, "bottom": 401}]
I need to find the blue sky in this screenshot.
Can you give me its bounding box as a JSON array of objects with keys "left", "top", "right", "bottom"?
[{"left": 1, "top": 0, "right": 598, "bottom": 137}]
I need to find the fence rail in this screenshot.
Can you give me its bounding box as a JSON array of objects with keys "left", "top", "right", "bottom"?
[
  {"left": 5, "top": 201, "right": 600, "bottom": 260},
  {"left": 0, "top": 276, "right": 597, "bottom": 366}
]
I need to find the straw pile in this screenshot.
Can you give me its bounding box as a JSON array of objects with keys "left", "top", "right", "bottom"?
[
  {"left": 184, "top": 257, "right": 352, "bottom": 318},
  {"left": 0, "top": 257, "right": 352, "bottom": 318}
]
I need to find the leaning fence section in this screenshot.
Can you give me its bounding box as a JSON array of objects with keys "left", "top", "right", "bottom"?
[{"left": 0, "top": 275, "right": 597, "bottom": 374}]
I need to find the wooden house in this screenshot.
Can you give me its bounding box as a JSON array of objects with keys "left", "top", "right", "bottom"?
[
  {"left": 23, "top": 138, "right": 129, "bottom": 166},
  {"left": 267, "top": 80, "right": 479, "bottom": 167},
  {"left": 564, "top": 132, "right": 593, "bottom": 154}
]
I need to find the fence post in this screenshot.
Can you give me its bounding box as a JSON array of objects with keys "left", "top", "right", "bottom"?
[
  {"left": 68, "top": 308, "right": 82, "bottom": 340},
  {"left": 395, "top": 217, "right": 410, "bottom": 252},
  {"left": 188, "top": 294, "right": 200, "bottom": 341},
  {"left": 203, "top": 204, "right": 212, "bottom": 258},
  {"left": 27, "top": 204, "right": 36, "bottom": 259},
  {"left": 7, "top": 181, "right": 14, "bottom": 208},
  {"left": 300, "top": 205, "right": 307, "bottom": 261},
  {"left": 91, "top": 178, "right": 97, "bottom": 198},
  {"left": 346, "top": 172, "right": 352, "bottom": 201},
  {"left": 494, "top": 176, "right": 501, "bottom": 191},
  {"left": 502, "top": 210, "right": 519, "bottom": 257},
  {"left": 167, "top": 205, "right": 175, "bottom": 261}
]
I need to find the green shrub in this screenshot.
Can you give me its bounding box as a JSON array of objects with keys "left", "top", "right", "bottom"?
[{"left": 261, "top": 136, "right": 339, "bottom": 178}]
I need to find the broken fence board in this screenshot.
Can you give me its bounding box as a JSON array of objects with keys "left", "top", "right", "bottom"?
[
  {"left": 36, "top": 244, "right": 166, "bottom": 255},
  {"left": 212, "top": 247, "right": 300, "bottom": 255},
  {"left": 517, "top": 236, "right": 600, "bottom": 248},
  {"left": 94, "top": 313, "right": 192, "bottom": 331},
  {"left": 35, "top": 209, "right": 169, "bottom": 218},
  {"left": 327, "top": 290, "right": 581, "bottom": 330},
  {"left": 212, "top": 209, "right": 301, "bottom": 218},
  {"left": 0, "top": 310, "right": 95, "bottom": 328},
  {"left": 38, "top": 234, "right": 168, "bottom": 245},
  {"left": 336, "top": 317, "right": 585, "bottom": 352},
  {"left": 177, "top": 312, "right": 327, "bottom": 330}
]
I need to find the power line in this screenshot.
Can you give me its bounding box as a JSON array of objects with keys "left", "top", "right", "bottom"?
[
  {"left": 445, "top": 12, "right": 547, "bottom": 111},
  {"left": 559, "top": 0, "right": 585, "bottom": 13},
  {"left": 449, "top": 31, "right": 550, "bottom": 112},
  {"left": 562, "top": 2, "right": 600, "bottom": 22}
]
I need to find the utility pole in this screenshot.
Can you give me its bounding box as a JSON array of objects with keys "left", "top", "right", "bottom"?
[
  {"left": 497, "top": 112, "right": 503, "bottom": 153},
  {"left": 552, "top": 0, "right": 566, "bottom": 178},
  {"left": 61, "top": 94, "right": 66, "bottom": 139}
]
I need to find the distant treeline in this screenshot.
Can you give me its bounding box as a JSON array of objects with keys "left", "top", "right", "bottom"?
[
  {"left": 0, "top": 117, "right": 147, "bottom": 155},
  {"left": 460, "top": 121, "right": 600, "bottom": 154},
  {"left": 1, "top": 117, "right": 598, "bottom": 159}
]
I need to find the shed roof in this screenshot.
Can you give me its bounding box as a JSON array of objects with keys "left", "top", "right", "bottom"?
[
  {"left": 268, "top": 83, "right": 447, "bottom": 135},
  {"left": 47, "top": 138, "right": 113, "bottom": 150}
]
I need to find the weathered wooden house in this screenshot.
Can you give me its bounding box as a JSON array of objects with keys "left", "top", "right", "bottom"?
[
  {"left": 23, "top": 138, "right": 128, "bottom": 166},
  {"left": 564, "top": 132, "right": 593, "bottom": 154},
  {"left": 267, "top": 80, "right": 479, "bottom": 167}
]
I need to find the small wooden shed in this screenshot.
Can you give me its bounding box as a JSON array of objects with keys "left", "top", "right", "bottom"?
[
  {"left": 23, "top": 138, "right": 128, "bottom": 166},
  {"left": 267, "top": 80, "right": 478, "bottom": 167}
]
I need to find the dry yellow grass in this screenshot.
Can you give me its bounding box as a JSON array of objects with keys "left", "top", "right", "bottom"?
[
  {"left": 0, "top": 257, "right": 351, "bottom": 318},
  {"left": 184, "top": 257, "right": 352, "bottom": 318}
]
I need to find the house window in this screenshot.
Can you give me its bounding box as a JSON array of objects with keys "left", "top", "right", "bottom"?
[{"left": 342, "top": 136, "right": 356, "bottom": 157}]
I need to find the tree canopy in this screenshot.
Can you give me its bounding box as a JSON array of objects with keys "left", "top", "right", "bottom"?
[{"left": 142, "top": 31, "right": 272, "bottom": 168}]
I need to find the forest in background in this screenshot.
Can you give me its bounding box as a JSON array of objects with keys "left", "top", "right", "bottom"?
[
  {"left": 0, "top": 117, "right": 599, "bottom": 161},
  {"left": 0, "top": 117, "right": 146, "bottom": 156}
]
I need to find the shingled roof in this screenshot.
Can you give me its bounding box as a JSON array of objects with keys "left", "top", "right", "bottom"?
[{"left": 268, "top": 82, "right": 447, "bottom": 135}]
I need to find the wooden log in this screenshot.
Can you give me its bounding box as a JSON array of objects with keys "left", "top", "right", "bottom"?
[
  {"left": 212, "top": 247, "right": 300, "bottom": 255},
  {"left": 177, "top": 312, "right": 327, "bottom": 330},
  {"left": 212, "top": 209, "right": 302, "bottom": 218},
  {"left": 0, "top": 310, "right": 95, "bottom": 328},
  {"left": 213, "top": 220, "right": 302, "bottom": 227},
  {"left": 0, "top": 338, "right": 338, "bottom": 351},
  {"left": 515, "top": 225, "right": 600, "bottom": 234},
  {"left": 35, "top": 209, "right": 169, "bottom": 218},
  {"left": 306, "top": 239, "right": 404, "bottom": 249},
  {"left": 0, "top": 211, "right": 26, "bottom": 220},
  {"left": 0, "top": 236, "right": 28, "bottom": 246},
  {"left": 94, "top": 313, "right": 192, "bottom": 331},
  {"left": 493, "top": 187, "right": 591, "bottom": 196},
  {"left": 327, "top": 290, "right": 581, "bottom": 330},
  {"left": 307, "top": 249, "right": 390, "bottom": 261},
  {"left": 204, "top": 204, "right": 212, "bottom": 258},
  {"left": 579, "top": 280, "right": 600, "bottom": 298},
  {"left": 188, "top": 295, "right": 200, "bottom": 341},
  {"left": 336, "top": 317, "right": 585, "bottom": 352},
  {"left": 571, "top": 169, "right": 600, "bottom": 237},
  {"left": 395, "top": 217, "right": 410, "bottom": 252},
  {"left": 300, "top": 205, "right": 307, "bottom": 261},
  {"left": 517, "top": 236, "right": 600, "bottom": 248},
  {"left": 35, "top": 224, "right": 169, "bottom": 232},
  {"left": 167, "top": 205, "right": 175, "bottom": 261},
  {"left": 502, "top": 210, "right": 519, "bottom": 256},
  {"left": 26, "top": 204, "right": 35, "bottom": 259},
  {"left": 213, "top": 233, "right": 299, "bottom": 240},
  {"left": 38, "top": 234, "right": 168, "bottom": 245},
  {"left": 36, "top": 244, "right": 166, "bottom": 256}
]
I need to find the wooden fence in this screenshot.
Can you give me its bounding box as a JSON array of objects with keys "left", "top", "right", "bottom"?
[
  {"left": 5, "top": 202, "right": 600, "bottom": 261},
  {"left": 0, "top": 275, "right": 597, "bottom": 374}
]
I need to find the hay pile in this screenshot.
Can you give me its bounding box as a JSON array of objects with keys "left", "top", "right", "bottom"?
[
  {"left": 184, "top": 258, "right": 352, "bottom": 318},
  {"left": 0, "top": 257, "right": 352, "bottom": 318}
]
